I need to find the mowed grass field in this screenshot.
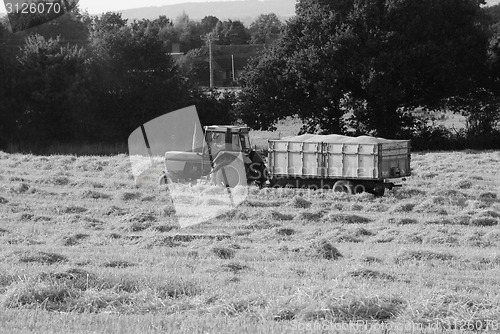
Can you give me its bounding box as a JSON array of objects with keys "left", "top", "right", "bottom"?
[{"left": 0, "top": 150, "right": 499, "bottom": 333}]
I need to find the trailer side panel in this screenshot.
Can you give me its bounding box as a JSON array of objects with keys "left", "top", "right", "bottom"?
[{"left": 268, "top": 136, "right": 410, "bottom": 181}]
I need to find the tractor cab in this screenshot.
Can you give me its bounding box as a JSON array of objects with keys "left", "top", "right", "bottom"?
[{"left": 204, "top": 126, "right": 252, "bottom": 157}]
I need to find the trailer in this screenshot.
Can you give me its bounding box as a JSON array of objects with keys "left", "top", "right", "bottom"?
[{"left": 267, "top": 134, "right": 411, "bottom": 196}]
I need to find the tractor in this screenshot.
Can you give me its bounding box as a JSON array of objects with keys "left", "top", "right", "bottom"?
[{"left": 159, "top": 125, "right": 267, "bottom": 188}]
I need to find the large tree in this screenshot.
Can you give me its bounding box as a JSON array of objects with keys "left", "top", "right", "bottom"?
[
  {"left": 445, "top": 3, "right": 500, "bottom": 146},
  {"left": 249, "top": 13, "right": 283, "bottom": 44},
  {"left": 0, "top": 22, "right": 15, "bottom": 147},
  {"left": 86, "top": 13, "right": 190, "bottom": 140},
  {"left": 200, "top": 16, "right": 220, "bottom": 35},
  {"left": 238, "top": 0, "right": 489, "bottom": 137},
  {"left": 13, "top": 34, "right": 88, "bottom": 143},
  {"left": 213, "top": 19, "right": 248, "bottom": 45}
]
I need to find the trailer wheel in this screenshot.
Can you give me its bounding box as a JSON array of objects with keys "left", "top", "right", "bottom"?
[
  {"left": 353, "top": 183, "right": 366, "bottom": 194},
  {"left": 333, "top": 180, "right": 353, "bottom": 194},
  {"left": 269, "top": 178, "right": 279, "bottom": 188},
  {"left": 322, "top": 182, "right": 334, "bottom": 190}
]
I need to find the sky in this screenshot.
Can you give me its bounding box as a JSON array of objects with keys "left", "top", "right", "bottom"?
[
  {"left": 0, "top": 0, "right": 237, "bottom": 14},
  {"left": 1, "top": 0, "right": 500, "bottom": 14},
  {"left": 78, "top": 0, "right": 239, "bottom": 14}
]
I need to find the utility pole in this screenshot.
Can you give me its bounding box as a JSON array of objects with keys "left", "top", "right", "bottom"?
[
  {"left": 201, "top": 33, "right": 219, "bottom": 88},
  {"left": 231, "top": 54, "right": 235, "bottom": 84}
]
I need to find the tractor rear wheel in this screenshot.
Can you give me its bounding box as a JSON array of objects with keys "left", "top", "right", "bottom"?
[
  {"left": 247, "top": 162, "right": 268, "bottom": 188},
  {"left": 214, "top": 165, "right": 243, "bottom": 188}
]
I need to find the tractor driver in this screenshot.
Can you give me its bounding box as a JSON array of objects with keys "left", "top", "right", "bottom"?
[{"left": 211, "top": 132, "right": 226, "bottom": 155}]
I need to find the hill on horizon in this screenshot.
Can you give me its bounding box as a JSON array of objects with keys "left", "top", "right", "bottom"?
[{"left": 118, "top": 0, "right": 296, "bottom": 26}]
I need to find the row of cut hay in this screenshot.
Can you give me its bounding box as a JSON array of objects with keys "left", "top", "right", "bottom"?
[
  {"left": 2, "top": 257, "right": 498, "bottom": 321},
  {"left": 396, "top": 291, "right": 500, "bottom": 330},
  {"left": 211, "top": 289, "right": 499, "bottom": 327},
  {"left": 424, "top": 214, "right": 499, "bottom": 227},
  {"left": 367, "top": 226, "right": 500, "bottom": 248},
  {"left": 0, "top": 267, "right": 202, "bottom": 314}
]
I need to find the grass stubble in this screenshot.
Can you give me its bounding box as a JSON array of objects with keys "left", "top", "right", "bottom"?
[{"left": 0, "top": 150, "right": 499, "bottom": 333}]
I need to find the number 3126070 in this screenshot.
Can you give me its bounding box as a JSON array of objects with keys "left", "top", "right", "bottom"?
[{"left": 5, "top": 2, "right": 62, "bottom": 14}]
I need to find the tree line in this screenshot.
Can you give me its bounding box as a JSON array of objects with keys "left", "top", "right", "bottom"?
[
  {"left": 1, "top": 0, "right": 500, "bottom": 153},
  {"left": 0, "top": 9, "right": 283, "bottom": 151}
]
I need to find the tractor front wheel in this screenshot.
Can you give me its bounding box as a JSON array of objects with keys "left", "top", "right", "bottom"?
[{"left": 159, "top": 173, "right": 168, "bottom": 186}]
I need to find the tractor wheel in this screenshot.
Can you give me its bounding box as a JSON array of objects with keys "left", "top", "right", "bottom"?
[
  {"left": 159, "top": 173, "right": 169, "bottom": 186},
  {"left": 247, "top": 162, "right": 267, "bottom": 188},
  {"left": 333, "top": 180, "right": 353, "bottom": 194},
  {"left": 214, "top": 165, "right": 243, "bottom": 188},
  {"left": 160, "top": 172, "right": 178, "bottom": 186}
]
